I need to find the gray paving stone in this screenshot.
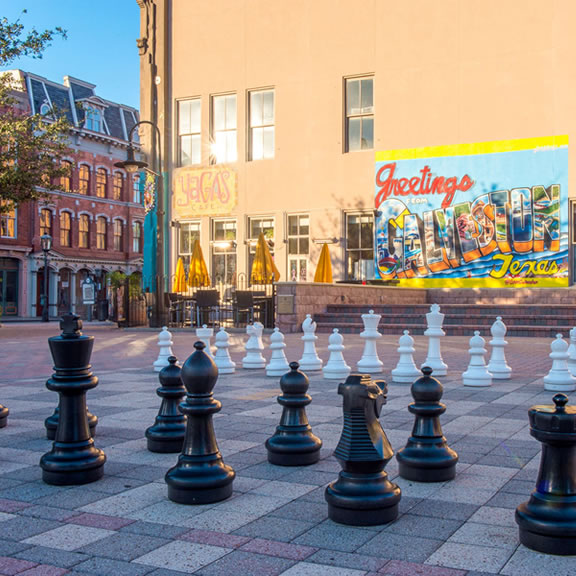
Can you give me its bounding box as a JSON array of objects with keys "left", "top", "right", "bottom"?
[
  {"left": 357, "top": 532, "right": 443, "bottom": 562},
  {"left": 306, "top": 549, "right": 389, "bottom": 571},
  {"left": 19, "top": 505, "right": 80, "bottom": 521},
  {"left": 426, "top": 541, "right": 516, "bottom": 572},
  {"left": 270, "top": 501, "right": 328, "bottom": 524},
  {"left": 0, "top": 481, "right": 64, "bottom": 502},
  {"left": 383, "top": 513, "right": 463, "bottom": 540},
  {"left": 409, "top": 499, "right": 478, "bottom": 521},
  {"left": 485, "top": 491, "right": 527, "bottom": 509},
  {"left": 76, "top": 532, "right": 172, "bottom": 561},
  {"left": 0, "top": 539, "right": 31, "bottom": 556},
  {"left": 501, "top": 546, "right": 576, "bottom": 576},
  {"left": 119, "top": 520, "right": 190, "bottom": 539},
  {"left": 293, "top": 522, "right": 377, "bottom": 553},
  {"left": 0, "top": 516, "right": 62, "bottom": 541},
  {"left": 14, "top": 545, "right": 91, "bottom": 568},
  {"left": 233, "top": 516, "right": 317, "bottom": 542},
  {"left": 33, "top": 487, "right": 107, "bottom": 509},
  {"left": 74, "top": 556, "right": 156, "bottom": 576},
  {"left": 195, "top": 549, "right": 295, "bottom": 576}
]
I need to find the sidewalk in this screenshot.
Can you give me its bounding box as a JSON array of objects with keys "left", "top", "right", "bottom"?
[{"left": 0, "top": 323, "right": 575, "bottom": 576}]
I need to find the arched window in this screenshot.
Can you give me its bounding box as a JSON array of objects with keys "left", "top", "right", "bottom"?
[
  {"left": 40, "top": 208, "right": 52, "bottom": 237},
  {"left": 96, "top": 217, "right": 107, "bottom": 250},
  {"left": 96, "top": 168, "right": 107, "bottom": 198},
  {"left": 133, "top": 221, "right": 142, "bottom": 253},
  {"left": 113, "top": 220, "right": 124, "bottom": 251},
  {"left": 60, "top": 160, "right": 73, "bottom": 192},
  {"left": 79, "top": 214, "right": 90, "bottom": 248},
  {"left": 85, "top": 107, "right": 102, "bottom": 132},
  {"left": 113, "top": 172, "right": 124, "bottom": 200},
  {"left": 132, "top": 173, "right": 142, "bottom": 204},
  {"left": 60, "top": 212, "right": 71, "bottom": 247},
  {"left": 79, "top": 165, "right": 90, "bottom": 195}
]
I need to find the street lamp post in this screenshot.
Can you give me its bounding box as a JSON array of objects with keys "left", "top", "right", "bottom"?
[
  {"left": 114, "top": 120, "right": 166, "bottom": 327},
  {"left": 40, "top": 234, "right": 52, "bottom": 322}
]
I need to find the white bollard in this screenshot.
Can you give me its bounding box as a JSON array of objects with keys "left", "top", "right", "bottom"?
[
  {"left": 356, "top": 310, "right": 384, "bottom": 374},
  {"left": 487, "top": 317, "right": 511, "bottom": 379}
]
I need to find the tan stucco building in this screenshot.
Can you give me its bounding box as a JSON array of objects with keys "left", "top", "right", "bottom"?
[{"left": 137, "top": 0, "right": 576, "bottom": 290}]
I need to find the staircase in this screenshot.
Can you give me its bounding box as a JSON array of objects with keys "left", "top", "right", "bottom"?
[{"left": 313, "top": 289, "right": 576, "bottom": 337}]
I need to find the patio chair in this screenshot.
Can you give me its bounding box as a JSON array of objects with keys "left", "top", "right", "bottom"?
[{"left": 194, "top": 289, "right": 220, "bottom": 327}]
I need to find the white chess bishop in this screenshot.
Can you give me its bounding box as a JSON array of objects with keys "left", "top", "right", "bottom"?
[
  {"left": 298, "top": 314, "right": 323, "bottom": 371},
  {"left": 487, "top": 317, "right": 511, "bottom": 379}
]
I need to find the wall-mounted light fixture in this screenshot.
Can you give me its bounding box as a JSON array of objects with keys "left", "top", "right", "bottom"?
[{"left": 312, "top": 237, "right": 339, "bottom": 245}]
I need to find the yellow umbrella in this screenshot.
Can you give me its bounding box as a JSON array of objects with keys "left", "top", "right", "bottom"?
[
  {"left": 251, "top": 232, "right": 280, "bottom": 284},
  {"left": 172, "top": 257, "right": 187, "bottom": 292},
  {"left": 188, "top": 240, "right": 211, "bottom": 287},
  {"left": 314, "top": 243, "right": 333, "bottom": 283}
]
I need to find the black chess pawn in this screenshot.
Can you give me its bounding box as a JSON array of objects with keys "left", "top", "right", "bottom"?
[
  {"left": 516, "top": 393, "right": 576, "bottom": 555},
  {"left": 40, "top": 314, "right": 106, "bottom": 485},
  {"left": 146, "top": 356, "right": 187, "bottom": 453},
  {"left": 396, "top": 366, "right": 458, "bottom": 482},
  {"left": 325, "top": 374, "right": 401, "bottom": 526},
  {"left": 165, "top": 341, "right": 235, "bottom": 504},
  {"left": 266, "top": 362, "right": 322, "bottom": 466},
  {"left": 45, "top": 407, "right": 98, "bottom": 440},
  {"left": 0, "top": 403, "right": 8, "bottom": 428}
]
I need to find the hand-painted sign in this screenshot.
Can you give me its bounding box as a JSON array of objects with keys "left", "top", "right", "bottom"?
[
  {"left": 374, "top": 136, "right": 569, "bottom": 287},
  {"left": 173, "top": 166, "right": 237, "bottom": 218}
]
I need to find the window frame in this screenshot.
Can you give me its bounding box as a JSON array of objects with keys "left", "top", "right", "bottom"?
[
  {"left": 211, "top": 93, "right": 237, "bottom": 164},
  {"left": 211, "top": 219, "right": 237, "bottom": 285},
  {"left": 96, "top": 216, "right": 107, "bottom": 250},
  {"left": 177, "top": 98, "right": 202, "bottom": 167},
  {"left": 95, "top": 168, "right": 108, "bottom": 198},
  {"left": 60, "top": 160, "right": 73, "bottom": 192},
  {"left": 132, "top": 221, "right": 142, "bottom": 253},
  {"left": 79, "top": 214, "right": 90, "bottom": 249},
  {"left": 0, "top": 203, "right": 17, "bottom": 238},
  {"left": 287, "top": 213, "right": 310, "bottom": 282},
  {"left": 112, "top": 171, "right": 124, "bottom": 201},
  {"left": 40, "top": 208, "right": 53, "bottom": 238},
  {"left": 113, "top": 219, "right": 124, "bottom": 251},
  {"left": 344, "top": 75, "right": 374, "bottom": 153},
  {"left": 345, "top": 211, "right": 374, "bottom": 281},
  {"left": 132, "top": 173, "right": 142, "bottom": 204},
  {"left": 248, "top": 88, "right": 275, "bottom": 161},
  {"left": 78, "top": 165, "right": 90, "bottom": 195},
  {"left": 59, "top": 211, "right": 72, "bottom": 247}
]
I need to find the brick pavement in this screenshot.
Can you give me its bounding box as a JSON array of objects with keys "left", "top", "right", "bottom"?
[{"left": 0, "top": 322, "right": 575, "bottom": 575}]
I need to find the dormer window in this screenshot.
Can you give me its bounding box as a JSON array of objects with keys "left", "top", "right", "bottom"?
[
  {"left": 40, "top": 101, "right": 52, "bottom": 116},
  {"left": 85, "top": 106, "right": 102, "bottom": 132}
]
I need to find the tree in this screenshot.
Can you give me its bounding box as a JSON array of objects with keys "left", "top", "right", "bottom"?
[{"left": 0, "top": 11, "right": 69, "bottom": 213}]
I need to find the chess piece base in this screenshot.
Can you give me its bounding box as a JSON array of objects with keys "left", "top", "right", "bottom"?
[
  {"left": 462, "top": 376, "right": 492, "bottom": 387},
  {"left": 40, "top": 445, "right": 106, "bottom": 486},
  {"left": 266, "top": 434, "right": 322, "bottom": 466},
  {"left": 146, "top": 430, "right": 185, "bottom": 453},
  {"left": 397, "top": 444, "right": 458, "bottom": 483},
  {"left": 543, "top": 381, "right": 576, "bottom": 392},
  {"left": 0, "top": 405, "right": 8, "bottom": 428}
]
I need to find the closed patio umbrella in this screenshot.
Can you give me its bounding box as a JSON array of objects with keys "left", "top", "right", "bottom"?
[
  {"left": 251, "top": 232, "right": 280, "bottom": 284},
  {"left": 172, "top": 257, "right": 187, "bottom": 292},
  {"left": 314, "top": 243, "right": 333, "bottom": 283},
  {"left": 188, "top": 240, "right": 211, "bottom": 287}
]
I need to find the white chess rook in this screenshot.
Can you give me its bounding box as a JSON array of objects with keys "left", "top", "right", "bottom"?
[
  {"left": 567, "top": 327, "right": 576, "bottom": 377},
  {"left": 266, "top": 328, "right": 290, "bottom": 377},
  {"left": 153, "top": 326, "right": 174, "bottom": 372},
  {"left": 322, "top": 329, "right": 351, "bottom": 380},
  {"left": 462, "top": 331, "right": 492, "bottom": 387},
  {"left": 242, "top": 321, "right": 266, "bottom": 369},
  {"left": 422, "top": 304, "right": 448, "bottom": 376},
  {"left": 392, "top": 330, "right": 421, "bottom": 383},
  {"left": 356, "top": 310, "right": 384, "bottom": 374},
  {"left": 298, "top": 314, "right": 323, "bottom": 371},
  {"left": 544, "top": 334, "right": 576, "bottom": 392},
  {"left": 487, "top": 317, "right": 511, "bottom": 379},
  {"left": 214, "top": 328, "right": 236, "bottom": 374},
  {"left": 196, "top": 325, "right": 214, "bottom": 357}
]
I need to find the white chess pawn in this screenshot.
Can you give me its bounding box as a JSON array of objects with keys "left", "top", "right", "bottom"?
[
  {"left": 462, "top": 331, "right": 492, "bottom": 387},
  {"left": 567, "top": 327, "right": 576, "bottom": 377},
  {"left": 242, "top": 321, "right": 266, "bottom": 369},
  {"left": 266, "top": 328, "right": 290, "bottom": 377},
  {"left": 487, "top": 317, "right": 511, "bottom": 379},
  {"left": 422, "top": 304, "right": 448, "bottom": 376},
  {"left": 153, "top": 326, "right": 174, "bottom": 372},
  {"left": 298, "top": 314, "right": 323, "bottom": 371},
  {"left": 544, "top": 334, "right": 576, "bottom": 392},
  {"left": 322, "top": 329, "right": 351, "bottom": 380},
  {"left": 356, "top": 310, "right": 384, "bottom": 374},
  {"left": 196, "top": 324, "right": 214, "bottom": 357},
  {"left": 392, "top": 330, "right": 421, "bottom": 383},
  {"left": 214, "top": 328, "right": 236, "bottom": 374}
]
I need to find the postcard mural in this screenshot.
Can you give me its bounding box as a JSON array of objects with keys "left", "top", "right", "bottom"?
[{"left": 374, "top": 136, "right": 569, "bottom": 287}]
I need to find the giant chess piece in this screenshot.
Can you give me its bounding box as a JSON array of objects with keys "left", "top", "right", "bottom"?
[
  {"left": 196, "top": 325, "right": 214, "bottom": 357},
  {"left": 40, "top": 314, "right": 106, "bottom": 485},
  {"left": 422, "top": 304, "right": 447, "bottom": 376},
  {"left": 154, "top": 326, "right": 174, "bottom": 372},
  {"left": 45, "top": 406, "right": 97, "bottom": 441},
  {"left": 487, "top": 317, "right": 512, "bottom": 379},
  {"left": 396, "top": 367, "right": 458, "bottom": 482},
  {"left": 146, "top": 356, "right": 187, "bottom": 453},
  {"left": 325, "top": 374, "right": 401, "bottom": 526},
  {"left": 0, "top": 403, "right": 8, "bottom": 428},
  {"left": 298, "top": 314, "right": 323, "bottom": 372},
  {"left": 543, "top": 334, "right": 576, "bottom": 392},
  {"left": 242, "top": 322, "right": 266, "bottom": 369},
  {"left": 568, "top": 327, "right": 576, "bottom": 377},
  {"left": 323, "top": 329, "right": 351, "bottom": 380},
  {"left": 266, "top": 328, "right": 290, "bottom": 377},
  {"left": 214, "top": 328, "right": 236, "bottom": 375},
  {"left": 266, "top": 362, "right": 322, "bottom": 465},
  {"left": 166, "top": 341, "right": 235, "bottom": 504},
  {"left": 391, "top": 331, "right": 421, "bottom": 383},
  {"left": 462, "top": 331, "right": 492, "bottom": 387},
  {"left": 357, "top": 310, "right": 384, "bottom": 374},
  {"left": 516, "top": 393, "right": 576, "bottom": 555}
]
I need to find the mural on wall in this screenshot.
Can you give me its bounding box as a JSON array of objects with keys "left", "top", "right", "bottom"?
[{"left": 374, "top": 136, "right": 569, "bottom": 287}]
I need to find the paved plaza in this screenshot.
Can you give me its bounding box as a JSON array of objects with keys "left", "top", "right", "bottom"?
[{"left": 0, "top": 322, "right": 575, "bottom": 576}]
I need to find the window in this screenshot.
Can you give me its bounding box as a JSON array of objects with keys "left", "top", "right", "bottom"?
[
  {"left": 177, "top": 98, "right": 201, "bottom": 166},
  {"left": 211, "top": 220, "right": 237, "bottom": 285},
  {"left": 287, "top": 214, "right": 309, "bottom": 282},
  {"left": 0, "top": 203, "right": 16, "bottom": 238},
  {"left": 132, "top": 173, "right": 142, "bottom": 204},
  {"left": 85, "top": 107, "right": 102, "bottom": 132},
  {"left": 249, "top": 89, "right": 275, "bottom": 160},
  {"left": 345, "top": 76, "right": 374, "bottom": 152},
  {"left": 346, "top": 212, "right": 374, "bottom": 280},
  {"left": 60, "top": 212, "right": 71, "bottom": 247},
  {"left": 113, "top": 172, "right": 124, "bottom": 200},
  {"left": 113, "top": 220, "right": 124, "bottom": 251},
  {"left": 60, "top": 160, "right": 73, "bottom": 192},
  {"left": 211, "top": 94, "right": 237, "bottom": 164},
  {"left": 247, "top": 216, "right": 274, "bottom": 275},
  {"left": 40, "top": 208, "right": 52, "bottom": 237},
  {"left": 79, "top": 214, "right": 90, "bottom": 248},
  {"left": 133, "top": 221, "right": 142, "bottom": 253},
  {"left": 95, "top": 168, "right": 107, "bottom": 198},
  {"left": 78, "top": 165, "right": 90, "bottom": 195},
  {"left": 178, "top": 221, "right": 201, "bottom": 269},
  {"left": 96, "top": 217, "right": 107, "bottom": 250}
]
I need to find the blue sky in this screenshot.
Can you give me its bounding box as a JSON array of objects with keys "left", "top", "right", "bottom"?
[{"left": 1, "top": 0, "right": 141, "bottom": 109}]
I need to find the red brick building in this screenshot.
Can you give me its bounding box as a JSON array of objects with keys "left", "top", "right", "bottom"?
[{"left": 0, "top": 71, "right": 144, "bottom": 319}]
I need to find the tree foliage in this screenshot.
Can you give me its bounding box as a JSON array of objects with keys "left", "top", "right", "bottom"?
[{"left": 0, "top": 11, "right": 69, "bottom": 213}]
